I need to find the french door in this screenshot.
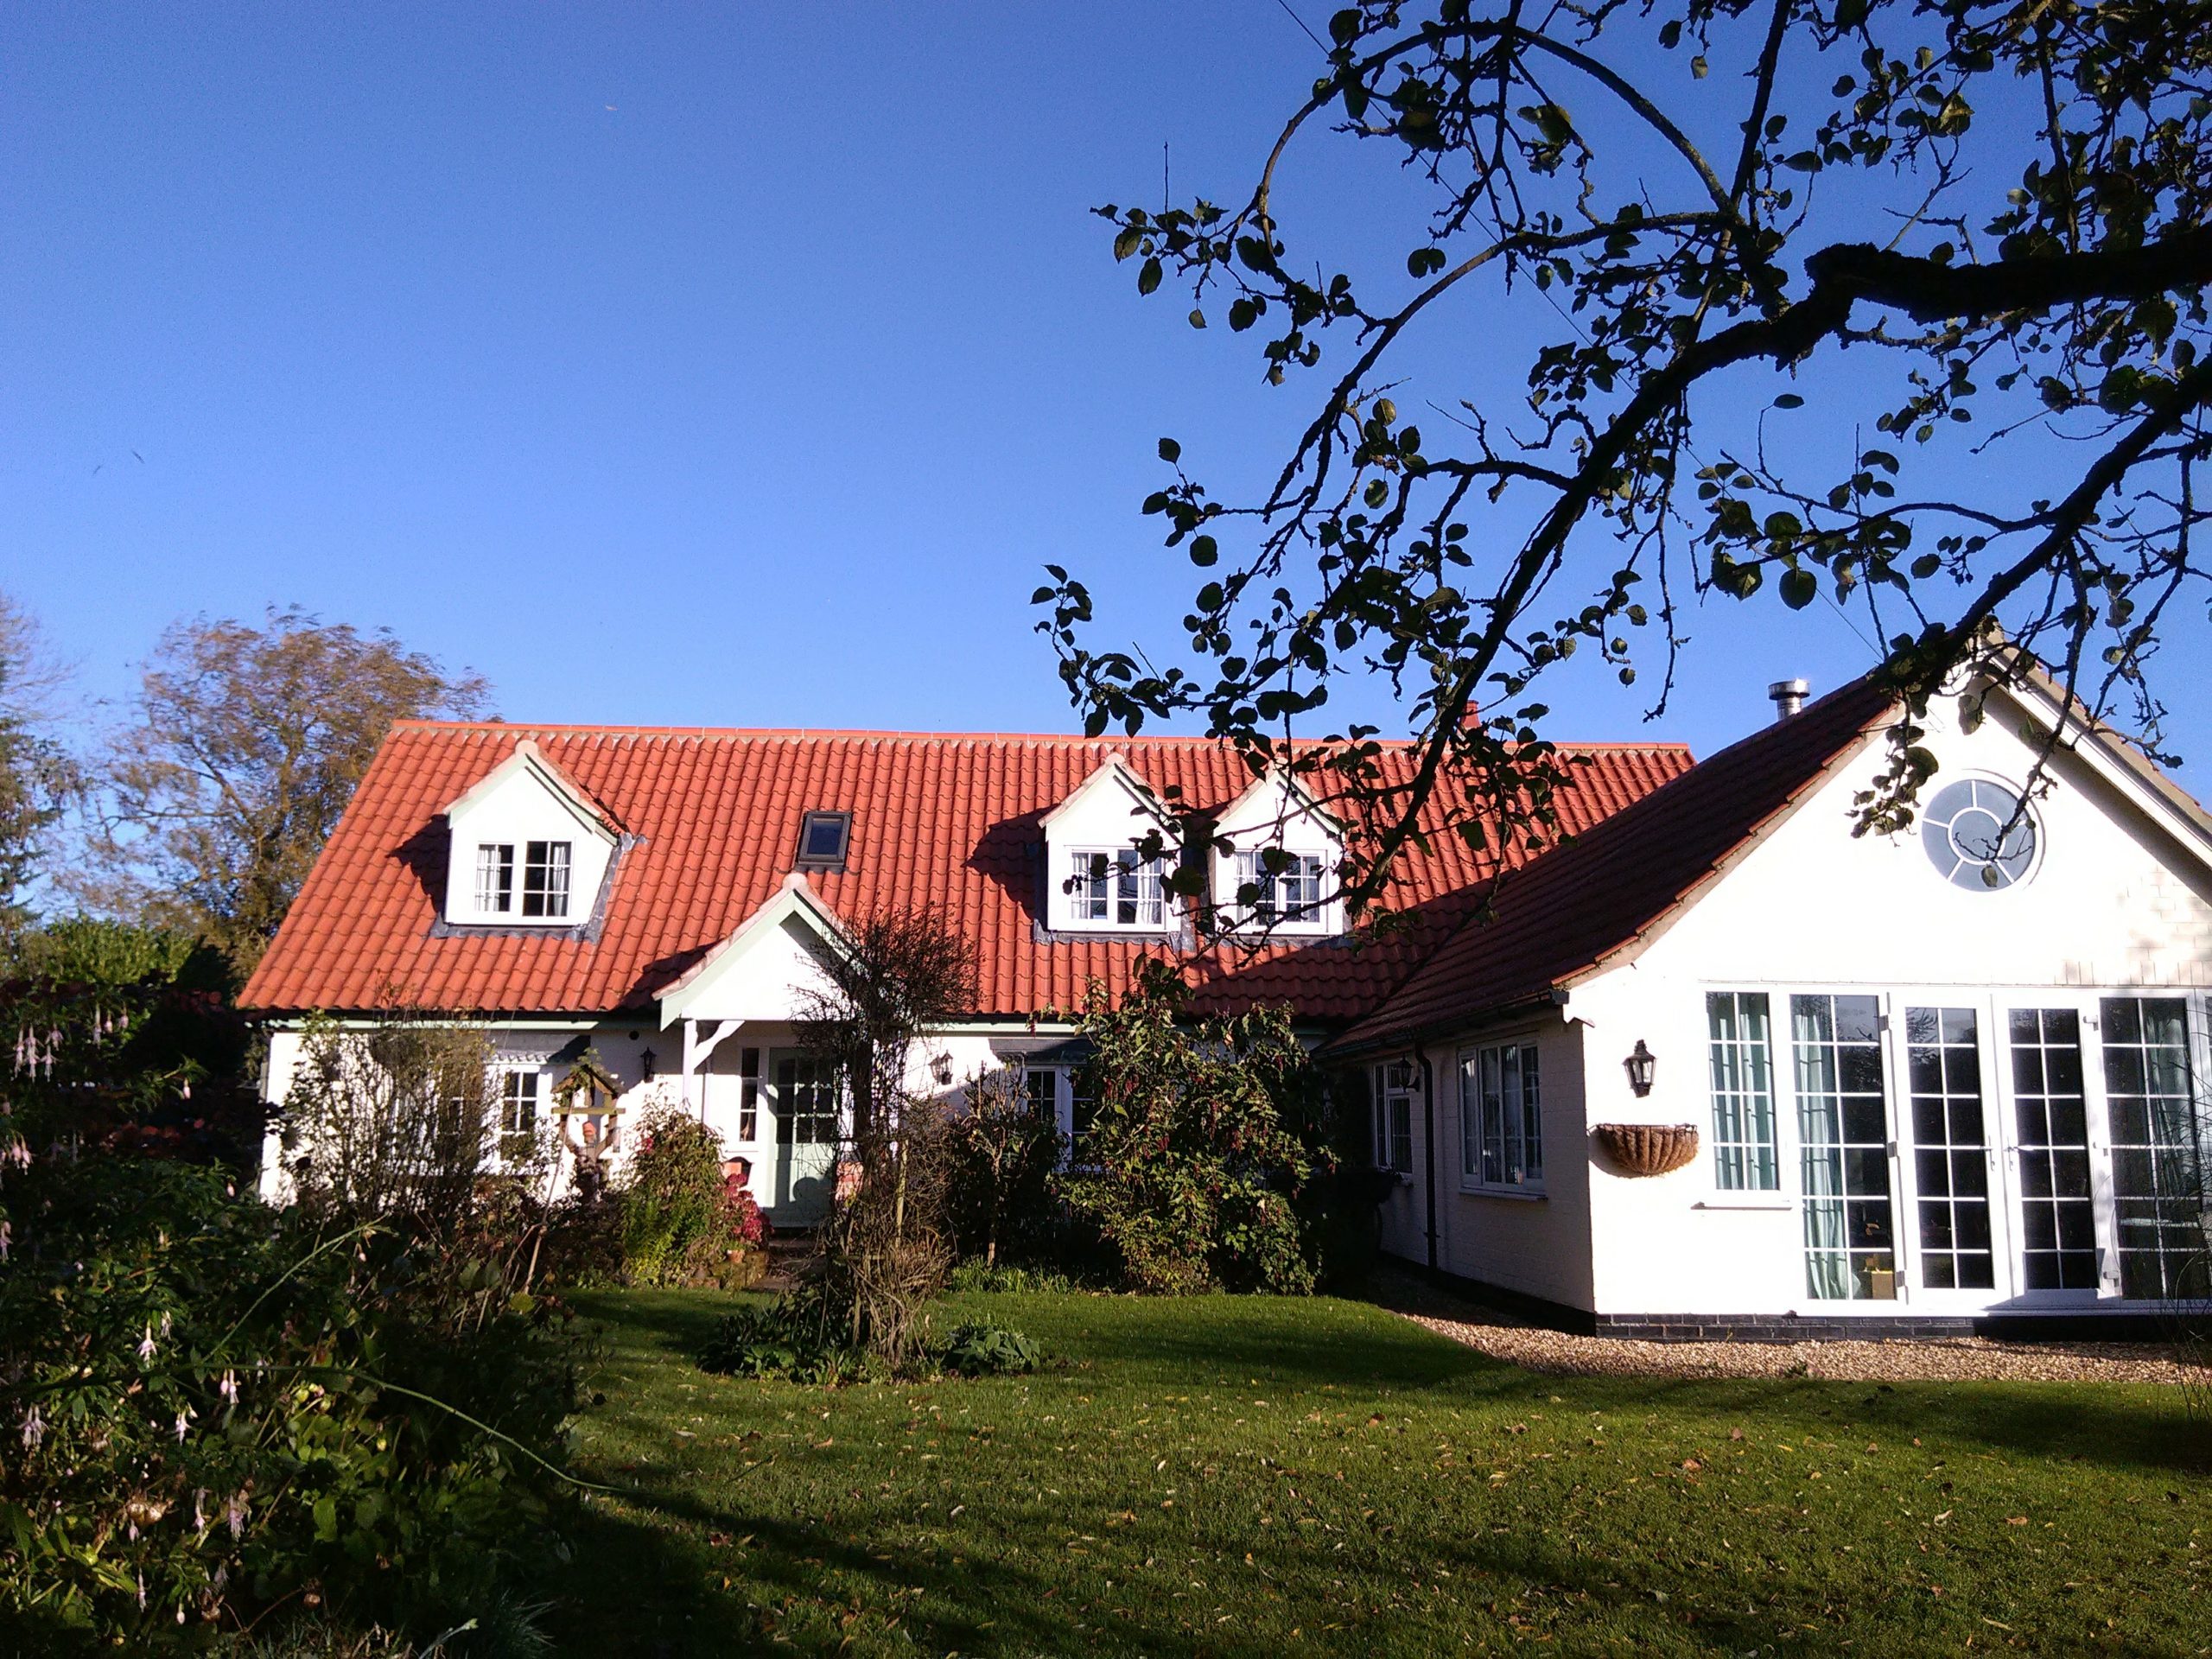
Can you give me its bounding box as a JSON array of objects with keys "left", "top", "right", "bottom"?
[
  {"left": 1776, "top": 988, "right": 2206, "bottom": 1306},
  {"left": 766, "top": 1051, "right": 841, "bottom": 1223}
]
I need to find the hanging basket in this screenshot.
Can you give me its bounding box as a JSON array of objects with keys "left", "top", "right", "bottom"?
[{"left": 1593, "top": 1122, "right": 1700, "bottom": 1178}]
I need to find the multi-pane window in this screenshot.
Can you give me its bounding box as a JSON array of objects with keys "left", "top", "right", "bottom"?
[
  {"left": 1235, "top": 850, "right": 1326, "bottom": 924},
  {"left": 1068, "top": 1074, "right": 1099, "bottom": 1165},
  {"left": 499, "top": 1069, "right": 540, "bottom": 1135},
  {"left": 1020, "top": 1067, "right": 1059, "bottom": 1118},
  {"left": 1792, "top": 994, "right": 1897, "bottom": 1300},
  {"left": 1905, "top": 1007, "right": 1995, "bottom": 1290},
  {"left": 1373, "top": 1059, "right": 1415, "bottom": 1173},
  {"left": 522, "top": 841, "right": 571, "bottom": 918},
  {"left": 1464, "top": 1042, "right": 1542, "bottom": 1189},
  {"left": 2008, "top": 1007, "right": 2098, "bottom": 1290},
  {"left": 2101, "top": 996, "right": 2205, "bottom": 1300},
  {"left": 474, "top": 843, "right": 515, "bottom": 914},
  {"left": 774, "top": 1056, "right": 840, "bottom": 1146},
  {"left": 736, "top": 1046, "right": 761, "bottom": 1141},
  {"left": 1707, "top": 992, "right": 1779, "bottom": 1190},
  {"left": 1067, "top": 849, "right": 1166, "bottom": 927}
]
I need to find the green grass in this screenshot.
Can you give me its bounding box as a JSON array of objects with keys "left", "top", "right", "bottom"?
[{"left": 559, "top": 1287, "right": 2209, "bottom": 1656}]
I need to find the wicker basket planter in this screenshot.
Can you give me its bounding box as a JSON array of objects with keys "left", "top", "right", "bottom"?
[{"left": 1592, "top": 1122, "right": 1700, "bottom": 1177}]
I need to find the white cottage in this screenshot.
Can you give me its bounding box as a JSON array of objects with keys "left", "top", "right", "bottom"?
[
  {"left": 1331, "top": 664, "right": 2212, "bottom": 1335},
  {"left": 242, "top": 664, "right": 2211, "bottom": 1334}
]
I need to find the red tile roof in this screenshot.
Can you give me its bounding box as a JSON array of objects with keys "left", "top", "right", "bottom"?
[
  {"left": 238, "top": 722, "right": 1694, "bottom": 1024},
  {"left": 1332, "top": 676, "right": 1900, "bottom": 1052}
]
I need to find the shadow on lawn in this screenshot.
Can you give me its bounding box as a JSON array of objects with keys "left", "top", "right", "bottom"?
[{"left": 549, "top": 1446, "right": 1815, "bottom": 1658}]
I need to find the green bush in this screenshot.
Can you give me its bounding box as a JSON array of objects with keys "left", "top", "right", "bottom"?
[
  {"left": 0, "top": 1154, "right": 578, "bottom": 1655},
  {"left": 616, "top": 1105, "right": 748, "bottom": 1288},
  {"left": 1058, "top": 968, "right": 1334, "bottom": 1295},
  {"left": 938, "top": 1322, "right": 1043, "bottom": 1376},
  {"left": 696, "top": 1297, "right": 869, "bottom": 1386}
]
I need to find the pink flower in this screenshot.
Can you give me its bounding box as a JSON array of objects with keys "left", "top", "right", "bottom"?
[
  {"left": 225, "top": 1493, "right": 248, "bottom": 1539},
  {"left": 20, "top": 1407, "right": 43, "bottom": 1450}
]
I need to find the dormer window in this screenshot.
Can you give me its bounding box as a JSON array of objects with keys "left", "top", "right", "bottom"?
[
  {"left": 1236, "top": 850, "right": 1325, "bottom": 925},
  {"left": 795, "top": 810, "right": 851, "bottom": 872},
  {"left": 472, "top": 840, "right": 571, "bottom": 918},
  {"left": 1068, "top": 849, "right": 1166, "bottom": 928}
]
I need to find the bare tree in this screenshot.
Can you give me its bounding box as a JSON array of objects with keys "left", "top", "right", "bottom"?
[
  {"left": 73, "top": 607, "right": 487, "bottom": 974},
  {"left": 795, "top": 907, "right": 977, "bottom": 1362},
  {"left": 0, "top": 593, "right": 79, "bottom": 939},
  {"left": 274, "top": 1013, "right": 499, "bottom": 1236}
]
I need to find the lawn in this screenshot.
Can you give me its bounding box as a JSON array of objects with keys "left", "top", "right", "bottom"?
[{"left": 558, "top": 1287, "right": 2209, "bottom": 1656}]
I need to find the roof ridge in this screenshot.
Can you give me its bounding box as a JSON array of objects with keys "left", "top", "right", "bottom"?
[{"left": 385, "top": 718, "right": 1696, "bottom": 753}]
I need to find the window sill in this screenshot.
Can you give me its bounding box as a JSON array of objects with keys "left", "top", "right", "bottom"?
[
  {"left": 1459, "top": 1184, "right": 1547, "bottom": 1202},
  {"left": 1692, "top": 1196, "right": 1794, "bottom": 1211}
]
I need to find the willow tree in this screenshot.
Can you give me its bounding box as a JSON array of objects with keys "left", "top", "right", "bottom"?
[{"left": 1039, "top": 0, "right": 2212, "bottom": 918}]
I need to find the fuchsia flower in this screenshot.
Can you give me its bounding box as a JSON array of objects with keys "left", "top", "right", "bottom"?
[
  {"left": 137, "top": 1326, "right": 158, "bottom": 1363},
  {"left": 219, "top": 1370, "right": 238, "bottom": 1405},
  {"left": 225, "top": 1492, "right": 248, "bottom": 1539},
  {"left": 19, "top": 1407, "right": 43, "bottom": 1450}
]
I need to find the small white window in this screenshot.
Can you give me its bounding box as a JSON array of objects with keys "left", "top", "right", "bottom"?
[
  {"left": 1066, "top": 848, "right": 1166, "bottom": 927},
  {"left": 499, "top": 1070, "right": 540, "bottom": 1135},
  {"left": 1922, "top": 778, "right": 2036, "bottom": 891},
  {"left": 1234, "top": 850, "right": 1327, "bottom": 926},
  {"left": 474, "top": 843, "right": 515, "bottom": 914},
  {"left": 1372, "top": 1059, "right": 1415, "bottom": 1173},
  {"left": 522, "top": 840, "right": 571, "bottom": 918},
  {"left": 1462, "top": 1041, "right": 1542, "bottom": 1191}
]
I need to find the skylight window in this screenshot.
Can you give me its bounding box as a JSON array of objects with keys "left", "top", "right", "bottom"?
[{"left": 796, "top": 810, "right": 852, "bottom": 872}]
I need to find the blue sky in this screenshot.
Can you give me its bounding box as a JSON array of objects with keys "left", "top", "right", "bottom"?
[{"left": 4, "top": 3, "right": 2203, "bottom": 779}]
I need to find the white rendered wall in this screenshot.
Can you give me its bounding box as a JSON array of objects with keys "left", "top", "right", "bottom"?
[{"left": 1572, "top": 686, "right": 2212, "bottom": 1319}]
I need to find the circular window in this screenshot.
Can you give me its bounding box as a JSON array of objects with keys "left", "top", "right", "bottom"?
[{"left": 1922, "top": 778, "right": 2037, "bottom": 891}]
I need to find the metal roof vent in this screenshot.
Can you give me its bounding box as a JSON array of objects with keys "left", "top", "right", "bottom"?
[{"left": 1769, "top": 678, "right": 1810, "bottom": 721}]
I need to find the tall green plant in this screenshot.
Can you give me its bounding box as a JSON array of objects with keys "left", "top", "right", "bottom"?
[
  {"left": 1062, "top": 964, "right": 1332, "bottom": 1295},
  {"left": 616, "top": 1103, "right": 740, "bottom": 1287}
]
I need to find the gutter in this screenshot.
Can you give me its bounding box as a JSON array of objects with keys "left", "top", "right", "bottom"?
[{"left": 1329, "top": 985, "right": 1571, "bottom": 1063}]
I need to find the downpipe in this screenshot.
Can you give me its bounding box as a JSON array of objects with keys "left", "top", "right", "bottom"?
[{"left": 1415, "top": 1043, "right": 1440, "bottom": 1272}]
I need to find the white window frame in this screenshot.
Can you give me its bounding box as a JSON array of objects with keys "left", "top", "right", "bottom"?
[
  {"left": 1064, "top": 847, "right": 1168, "bottom": 930},
  {"left": 1706, "top": 991, "right": 1782, "bottom": 1192},
  {"left": 497, "top": 1067, "right": 542, "bottom": 1136},
  {"left": 1371, "top": 1059, "right": 1415, "bottom": 1174},
  {"left": 521, "top": 839, "right": 572, "bottom": 918},
  {"left": 1460, "top": 1039, "right": 1544, "bottom": 1193},
  {"left": 1697, "top": 982, "right": 2212, "bottom": 1309},
  {"left": 474, "top": 843, "right": 515, "bottom": 915},
  {"left": 1230, "top": 848, "right": 1332, "bottom": 933}
]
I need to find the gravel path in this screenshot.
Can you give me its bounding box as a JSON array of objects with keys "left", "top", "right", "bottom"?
[{"left": 1374, "top": 1274, "right": 2209, "bottom": 1385}]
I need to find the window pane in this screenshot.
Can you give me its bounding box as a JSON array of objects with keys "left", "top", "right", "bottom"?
[
  {"left": 474, "top": 843, "right": 513, "bottom": 914},
  {"left": 1458, "top": 1054, "right": 1479, "bottom": 1179},
  {"left": 1792, "top": 994, "right": 1896, "bottom": 1300},
  {"left": 523, "top": 841, "right": 571, "bottom": 918},
  {"left": 1902, "top": 1008, "right": 1991, "bottom": 1292},
  {"left": 2009, "top": 1007, "right": 2101, "bottom": 1290},
  {"left": 1707, "top": 992, "right": 1778, "bottom": 1190},
  {"left": 2101, "top": 996, "right": 2206, "bottom": 1299}
]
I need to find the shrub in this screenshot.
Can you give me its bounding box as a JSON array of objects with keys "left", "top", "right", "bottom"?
[
  {"left": 696, "top": 1297, "right": 868, "bottom": 1386},
  {"left": 1059, "top": 965, "right": 1334, "bottom": 1295},
  {"left": 0, "top": 1153, "right": 579, "bottom": 1655},
  {"left": 615, "top": 1104, "right": 747, "bottom": 1288},
  {"left": 939, "top": 1322, "right": 1043, "bottom": 1376},
  {"left": 944, "top": 1068, "right": 1066, "bottom": 1270}
]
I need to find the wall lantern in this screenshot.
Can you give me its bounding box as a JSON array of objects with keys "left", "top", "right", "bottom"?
[
  {"left": 1624, "top": 1040, "right": 1656, "bottom": 1098},
  {"left": 931, "top": 1054, "right": 955, "bottom": 1086},
  {"left": 639, "top": 1048, "right": 658, "bottom": 1082}
]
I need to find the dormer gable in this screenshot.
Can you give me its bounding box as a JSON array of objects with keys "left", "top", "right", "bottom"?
[
  {"left": 1211, "top": 765, "right": 1345, "bottom": 936},
  {"left": 441, "top": 740, "right": 622, "bottom": 928},
  {"left": 1039, "top": 753, "right": 1179, "bottom": 934}
]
